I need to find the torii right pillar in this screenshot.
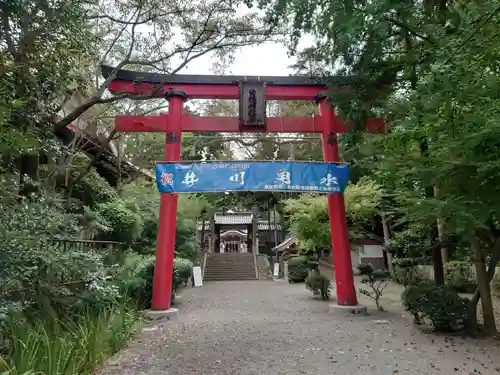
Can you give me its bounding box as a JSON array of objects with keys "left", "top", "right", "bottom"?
[{"left": 319, "top": 98, "right": 358, "bottom": 307}]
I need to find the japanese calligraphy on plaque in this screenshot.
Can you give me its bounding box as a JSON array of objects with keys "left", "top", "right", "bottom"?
[{"left": 239, "top": 81, "right": 266, "bottom": 129}]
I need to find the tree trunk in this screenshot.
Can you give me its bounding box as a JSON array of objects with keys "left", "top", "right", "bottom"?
[
  {"left": 381, "top": 211, "right": 395, "bottom": 277},
  {"left": 471, "top": 236, "right": 497, "bottom": 333},
  {"left": 268, "top": 203, "right": 276, "bottom": 264},
  {"left": 200, "top": 218, "right": 206, "bottom": 252},
  {"left": 19, "top": 154, "right": 39, "bottom": 196},
  {"left": 420, "top": 139, "right": 445, "bottom": 283},
  {"left": 209, "top": 212, "right": 215, "bottom": 253},
  {"left": 434, "top": 185, "right": 449, "bottom": 263},
  {"left": 430, "top": 230, "right": 445, "bottom": 285}
]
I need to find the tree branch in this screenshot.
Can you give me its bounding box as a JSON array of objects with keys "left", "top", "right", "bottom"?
[{"left": 384, "top": 16, "right": 436, "bottom": 45}]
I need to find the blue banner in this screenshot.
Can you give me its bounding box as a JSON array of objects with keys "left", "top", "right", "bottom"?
[{"left": 155, "top": 161, "right": 349, "bottom": 194}]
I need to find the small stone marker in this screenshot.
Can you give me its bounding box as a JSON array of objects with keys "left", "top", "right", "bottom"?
[
  {"left": 273, "top": 263, "right": 280, "bottom": 278},
  {"left": 283, "top": 261, "right": 288, "bottom": 279},
  {"left": 192, "top": 266, "right": 203, "bottom": 287}
]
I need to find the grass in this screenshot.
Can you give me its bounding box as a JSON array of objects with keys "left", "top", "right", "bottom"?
[{"left": 0, "top": 302, "right": 140, "bottom": 375}]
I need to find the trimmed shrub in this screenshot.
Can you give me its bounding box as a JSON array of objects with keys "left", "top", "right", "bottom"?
[
  {"left": 444, "top": 261, "right": 476, "bottom": 293},
  {"left": 174, "top": 258, "right": 193, "bottom": 285},
  {"left": 96, "top": 200, "right": 143, "bottom": 245},
  {"left": 358, "top": 263, "right": 390, "bottom": 311},
  {"left": 305, "top": 273, "right": 332, "bottom": 300},
  {"left": 393, "top": 258, "right": 427, "bottom": 287},
  {"left": 287, "top": 255, "right": 309, "bottom": 283},
  {"left": 402, "top": 283, "right": 469, "bottom": 331}
]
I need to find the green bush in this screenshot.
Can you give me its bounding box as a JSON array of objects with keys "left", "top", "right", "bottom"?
[
  {"left": 287, "top": 256, "right": 309, "bottom": 283},
  {"left": 116, "top": 253, "right": 185, "bottom": 308},
  {"left": 384, "top": 231, "right": 430, "bottom": 261},
  {"left": 305, "top": 273, "right": 331, "bottom": 300},
  {"left": 402, "top": 284, "right": 469, "bottom": 331},
  {"left": 96, "top": 200, "right": 143, "bottom": 245},
  {"left": 444, "top": 261, "right": 476, "bottom": 293},
  {"left": 174, "top": 218, "right": 199, "bottom": 260},
  {"left": 72, "top": 170, "right": 117, "bottom": 206},
  {"left": 174, "top": 258, "right": 193, "bottom": 285},
  {"left": 288, "top": 255, "right": 308, "bottom": 268},
  {"left": 392, "top": 258, "right": 428, "bottom": 287}
]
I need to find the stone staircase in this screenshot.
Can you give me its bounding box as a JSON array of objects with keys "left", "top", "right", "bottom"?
[{"left": 203, "top": 253, "right": 257, "bottom": 281}]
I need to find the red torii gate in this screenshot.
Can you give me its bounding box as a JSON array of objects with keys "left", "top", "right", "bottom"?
[{"left": 102, "top": 66, "right": 387, "bottom": 312}]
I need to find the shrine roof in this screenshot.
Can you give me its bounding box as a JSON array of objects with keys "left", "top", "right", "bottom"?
[
  {"left": 214, "top": 212, "right": 253, "bottom": 225},
  {"left": 101, "top": 65, "right": 356, "bottom": 87},
  {"left": 220, "top": 229, "right": 247, "bottom": 237},
  {"left": 197, "top": 219, "right": 282, "bottom": 230},
  {"left": 272, "top": 235, "right": 297, "bottom": 252}
]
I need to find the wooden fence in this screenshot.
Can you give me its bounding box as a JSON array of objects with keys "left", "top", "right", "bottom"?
[{"left": 47, "top": 238, "right": 124, "bottom": 252}]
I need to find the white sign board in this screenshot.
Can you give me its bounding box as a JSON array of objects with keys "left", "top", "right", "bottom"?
[
  {"left": 192, "top": 266, "right": 203, "bottom": 287},
  {"left": 273, "top": 263, "right": 280, "bottom": 278}
]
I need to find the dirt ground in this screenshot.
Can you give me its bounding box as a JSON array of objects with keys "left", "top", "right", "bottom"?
[{"left": 97, "top": 279, "right": 500, "bottom": 375}]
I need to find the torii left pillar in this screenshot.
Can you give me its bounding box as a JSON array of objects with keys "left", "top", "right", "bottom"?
[{"left": 151, "top": 91, "right": 186, "bottom": 311}]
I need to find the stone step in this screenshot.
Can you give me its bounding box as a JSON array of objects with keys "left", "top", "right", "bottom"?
[
  {"left": 205, "top": 264, "right": 255, "bottom": 268},
  {"left": 203, "top": 273, "right": 257, "bottom": 280},
  {"left": 204, "top": 269, "right": 256, "bottom": 273},
  {"left": 205, "top": 264, "right": 255, "bottom": 267},
  {"left": 204, "top": 252, "right": 257, "bottom": 281},
  {"left": 203, "top": 276, "right": 257, "bottom": 282},
  {"left": 206, "top": 264, "right": 255, "bottom": 271},
  {"left": 205, "top": 271, "right": 255, "bottom": 276}
]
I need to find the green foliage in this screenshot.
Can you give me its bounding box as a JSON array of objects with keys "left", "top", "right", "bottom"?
[
  {"left": 284, "top": 178, "right": 383, "bottom": 254},
  {"left": 115, "top": 253, "right": 186, "bottom": 309},
  {"left": 402, "top": 284, "right": 469, "bottom": 331},
  {"left": 383, "top": 231, "right": 429, "bottom": 261},
  {"left": 0, "top": 177, "right": 119, "bottom": 315},
  {"left": 120, "top": 179, "right": 159, "bottom": 250},
  {"left": 0, "top": 0, "right": 95, "bottom": 154},
  {"left": 0, "top": 303, "right": 139, "bottom": 375},
  {"left": 115, "top": 254, "right": 155, "bottom": 308},
  {"left": 96, "top": 200, "right": 143, "bottom": 245},
  {"left": 287, "top": 255, "right": 308, "bottom": 268},
  {"left": 174, "top": 258, "right": 194, "bottom": 285},
  {"left": 285, "top": 195, "right": 330, "bottom": 254},
  {"left": 392, "top": 258, "right": 428, "bottom": 288},
  {"left": 262, "top": 0, "right": 500, "bottom": 332},
  {"left": 444, "top": 261, "right": 476, "bottom": 293},
  {"left": 305, "top": 273, "right": 331, "bottom": 300},
  {"left": 120, "top": 181, "right": 208, "bottom": 258},
  {"left": 72, "top": 170, "right": 117, "bottom": 206},
  {"left": 492, "top": 269, "right": 500, "bottom": 297},
  {"left": 287, "top": 256, "right": 309, "bottom": 283},
  {"left": 358, "top": 263, "right": 390, "bottom": 311}
]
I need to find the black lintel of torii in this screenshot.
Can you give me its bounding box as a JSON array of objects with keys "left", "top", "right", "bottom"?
[{"left": 101, "top": 65, "right": 358, "bottom": 87}]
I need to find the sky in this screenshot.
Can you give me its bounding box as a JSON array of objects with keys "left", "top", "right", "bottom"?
[{"left": 179, "top": 42, "right": 297, "bottom": 76}]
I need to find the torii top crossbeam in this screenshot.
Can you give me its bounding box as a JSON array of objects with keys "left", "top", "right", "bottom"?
[
  {"left": 102, "top": 66, "right": 387, "bottom": 134},
  {"left": 103, "top": 65, "right": 354, "bottom": 101}
]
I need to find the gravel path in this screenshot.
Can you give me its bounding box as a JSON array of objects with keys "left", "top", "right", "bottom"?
[{"left": 99, "top": 281, "right": 500, "bottom": 375}]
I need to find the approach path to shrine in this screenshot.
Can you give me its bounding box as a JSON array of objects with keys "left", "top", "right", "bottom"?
[{"left": 98, "top": 281, "right": 499, "bottom": 375}]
